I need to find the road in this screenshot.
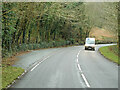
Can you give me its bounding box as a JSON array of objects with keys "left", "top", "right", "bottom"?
[{"left": 11, "top": 44, "right": 118, "bottom": 88}]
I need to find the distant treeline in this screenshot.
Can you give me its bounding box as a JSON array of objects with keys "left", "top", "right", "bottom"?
[
  {"left": 2, "top": 2, "right": 118, "bottom": 57},
  {"left": 2, "top": 2, "right": 90, "bottom": 57}
]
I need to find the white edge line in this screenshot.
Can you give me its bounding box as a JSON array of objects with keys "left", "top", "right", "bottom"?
[
  {"left": 25, "top": 70, "right": 27, "bottom": 72},
  {"left": 43, "top": 56, "right": 49, "bottom": 61},
  {"left": 38, "top": 61, "right": 42, "bottom": 64},
  {"left": 81, "top": 74, "right": 90, "bottom": 88},
  {"left": 6, "top": 55, "right": 52, "bottom": 89},
  {"left": 21, "top": 73, "right": 24, "bottom": 76},
  {"left": 7, "top": 85, "right": 11, "bottom": 88}
]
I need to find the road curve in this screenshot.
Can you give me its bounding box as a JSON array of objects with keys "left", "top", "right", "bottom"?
[{"left": 11, "top": 44, "right": 118, "bottom": 88}]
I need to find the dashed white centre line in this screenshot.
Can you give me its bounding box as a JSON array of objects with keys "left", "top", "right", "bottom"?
[
  {"left": 76, "top": 58, "right": 78, "bottom": 62},
  {"left": 81, "top": 74, "right": 90, "bottom": 88},
  {"left": 78, "top": 50, "right": 81, "bottom": 53},
  {"left": 76, "top": 49, "right": 90, "bottom": 88},
  {"left": 77, "top": 64, "right": 82, "bottom": 72},
  {"left": 77, "top": 55, "right": 78, "bottom": 58},
  {"left": 77, "top": 50, "right": 81, "bottom": 58}
]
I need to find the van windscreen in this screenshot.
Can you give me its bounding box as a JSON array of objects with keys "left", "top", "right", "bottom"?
[{"left": 86, "top": 39, "right": 95, "bottom": 44}]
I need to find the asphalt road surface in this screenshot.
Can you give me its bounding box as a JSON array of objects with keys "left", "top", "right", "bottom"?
[{"left": 12, "top": 44, "right": 118, "bottom": 88}]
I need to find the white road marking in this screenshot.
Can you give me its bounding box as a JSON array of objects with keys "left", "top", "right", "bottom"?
[
  {"left": 43, "top": 56, "right": 50, "bottom": 61},
  {"left": 79, "top": 50, "right": 81, "bottom": 53},
  {"left": 21, "top": 73, "right": 24, "bottom": 76},
  {"left": 31, "top": 63, "right": 39, "bottom": 71},
  {"left": 77, "top": 58, "right": 78, "bottom": 62},
  {"left": 77, "top": 64, "right": 82, "bottom": 72},
  {"left": 38, "top": 62, "right": 42, "bottom": 64},
  {"left": 77, "top": 55, "right": 78, "bottom": 58},
  {"left": 81, "top": 74, "right": 90, "bottom": 88},
  {"left": 77, "top": 50, "right": 81, "bottom": 57},
  {"left": 7, "top": 85, "right": 11, "bottom": 88},
  {"left": 25, "top": 70, "right": 27, "bottom": 73},
  {"left": 76, "top": 49, "right": 90, "bottom": 88},
  {"left": 31, "top": 56, "right": 50, "bottom": 71}
]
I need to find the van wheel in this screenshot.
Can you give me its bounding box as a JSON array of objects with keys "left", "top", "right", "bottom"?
[
  {"left": 93, "top": 48, "right": 95, "bottom": 51},
  {"left": 85, "top": 47, "right": 87, "bottom": 50}
]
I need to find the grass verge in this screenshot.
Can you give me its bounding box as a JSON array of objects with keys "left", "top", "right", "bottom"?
[
  {"left": 2, "top": 65, "right": 24, "bottom": 89},
  {"left": 99, "top": 45, "right": 119, "bottom": 65}
]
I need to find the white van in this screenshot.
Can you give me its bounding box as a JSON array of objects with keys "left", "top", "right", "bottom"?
[{"left": 85, "top": 38, "right": 95, "bottom": 51}]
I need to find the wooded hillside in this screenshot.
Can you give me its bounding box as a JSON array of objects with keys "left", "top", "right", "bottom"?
[{"left": 2, "top": 2, "right": 118, "bottom": 57}]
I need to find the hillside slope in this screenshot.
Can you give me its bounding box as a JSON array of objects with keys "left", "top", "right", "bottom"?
[{"left": 89, "top": 27, "right": 117, "bottom": 43}]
